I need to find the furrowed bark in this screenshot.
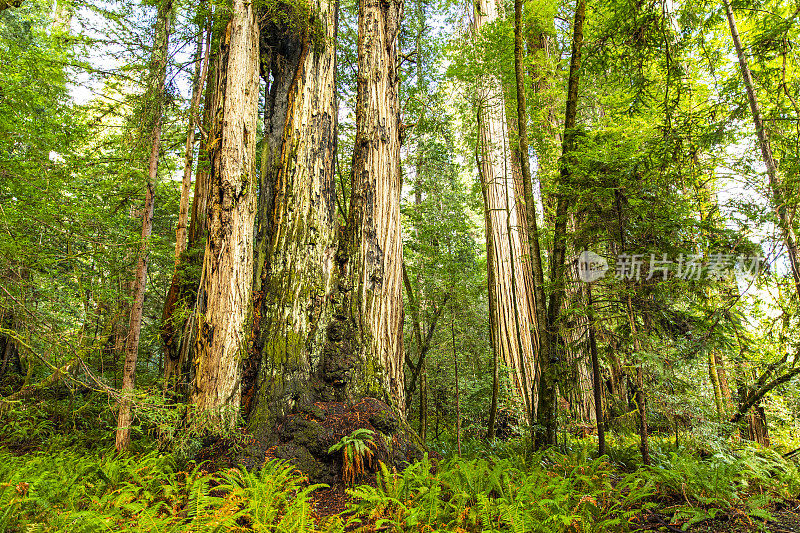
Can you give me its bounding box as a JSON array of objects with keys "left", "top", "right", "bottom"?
[
  {"left": 192, "top": 0, "right": 260, "bottom": 433},
  {"left": 115, "top": 0, "right": 172, "bottom": 452},
  {"left": 245, "top": 0, "right": 338, "bottom": 429},
  {"left": 475, "top": 0, "right": 537, "bottom": 422},
  {"left": 322, "top": 0, "right": 406, "bottom": 412}
]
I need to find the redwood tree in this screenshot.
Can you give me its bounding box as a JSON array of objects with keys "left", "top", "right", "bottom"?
[
  {"left": 474, "top": 0, "right": 538, "bottom": 423},
  {"left": 191, "top": 0, "right": 260, "bottom": 433},
  {"left": 244, "top": 0, "right": 339, "bottom": 428},
  {"left": 115, "top": 0, "right": 173, "bottom": 452},
  {"left": 321, "top": 0, "right": 406, "bottom": 412}
]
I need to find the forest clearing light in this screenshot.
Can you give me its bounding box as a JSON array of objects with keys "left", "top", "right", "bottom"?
[{"left": 577, "top": 250, "right": 763, "bottom": 283}]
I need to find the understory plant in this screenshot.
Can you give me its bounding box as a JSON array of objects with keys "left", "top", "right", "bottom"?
[
  {"left": 328, "top": 428, "right": 377, "bottom": 486},
  {"left": 346, "top": 452, "right": 656, "bottom": 532},
  {"left": 0, "top": 449, "right": 335, "bottom": 532}
]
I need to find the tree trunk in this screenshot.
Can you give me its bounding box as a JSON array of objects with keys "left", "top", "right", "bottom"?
[
  {"left": 419, "top": 358, "right": 428, "bottom": 441},
  {"left": 708, "top": 350, "right": 725, "bottom": 420},
  {"left": 716, "top": 353, "right": 732, "bottom": 404},
  {"left": 452, "top": 313, "right": 461, "bottom": 455},
  {"left": 402, "top": 264, "right": 449, "bottom": 411},
  {"left": 738, "top": 380, "right": 771, "bottom": 446},
  {"left": 475, "top": 0, "right": 537, "bottom": 423},
  {"left": 321, "top": 0, "right": 406, "bottom": 412},
  {"left": 175, "top": 24, "right": 210, "bottom": 263},
  {"left": 479, "top": 141, "right": 500, "bottom": 441},
  {"left": 587, "top": 284, "right": 605, "bottom": 456},
  {"left": 115, "top": 0, "right": 172, "bottom": 452},
  {"left": 534, "top": 0, "right": 585, "bottom": 449},
  {"left": 627, "top": 295, "right": 651, "bottom": 465},
  {"left": 162, "top": 19, "right": 211, "bottom": 393},
  {"left": 191, "top": 0, "right": 260, "bottom": 434},
  {"left": 723, "top": 0, "right": 800, "bottom": 296},
  {"left": 244, "top": 0, "right": 338, "bottom": 429}
]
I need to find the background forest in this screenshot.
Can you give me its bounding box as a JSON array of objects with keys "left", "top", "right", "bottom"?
[{"left": 2, "top": 0, "right": 800, "bottom": 530}]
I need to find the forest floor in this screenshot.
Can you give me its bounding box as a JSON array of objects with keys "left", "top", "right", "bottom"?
[
  {"left": 305, "top": 467, "right": 800, "bottom": 532},
  {"left": 2, "top": 391, "right": 799, "bottom": 533},
  {"left": 635, "top": 500, "right": 800, "bottom": 532},
  {"left": 305, "top": 473, "right": 800, "bottom": 532}
]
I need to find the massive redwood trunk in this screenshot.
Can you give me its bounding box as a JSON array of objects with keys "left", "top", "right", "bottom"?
[
  {"left": 322, "top": 0, "right": 406, "bottom": 412},
  {"left": 474, "top": 0, "right": 537, "bottom": 422},
  {"left": 191, "top": 0, "right": 260, "bottom": 433},
  {"left": 244, "top": 0, "right": 338, "bottom": 429},
  {"left": 116, "top": 0, "right": 172, "bottom": 451}
]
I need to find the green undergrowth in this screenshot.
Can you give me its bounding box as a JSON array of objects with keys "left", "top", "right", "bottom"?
[
  {"left": 347, "top": 433, "right": 800, "bottom": 532},
  {"left": 0, "top": 449, "right": 337, "bottom": 532},
  {"left": 1, "top": 433, "right": 798, "bottom": 532},
  {"left": 346, "top": 453, "right": 655, "bottom": 532}
]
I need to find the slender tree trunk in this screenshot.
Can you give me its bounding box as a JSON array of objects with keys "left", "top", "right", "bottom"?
[
  {"left": 534, "top": 0, "right": 585, "bottom": 449},
  {"left": 162, "top": 19, "right": 211, "bottom": 393},
  {"left": 723, "top": 0, "right": 800, "bottom": 296},
  {"left": 587, "top": 284, "right": 605, "bottom": 456},
  {"left": 175, "top": 25, "right": 210, "bottom": 263},
  {"left": 627, "top": 295, "right": 650, "bottom": 465},
  {"left": 321, "top": 0, "right": 406, "bottom": 412},
  {"left": 419, "top": 358, "right": 428, "bottom": 441},
  {"left": 116, "top": 181, "right": 156, "bottom": 450},
  {"left": 708, "top": 350, "right": 725, "bottom": 421},
  {"left": 452, "top": 313, "right": 461, "bottom": 455},
  {"left": 243, "top": 0, "right": 338, "bottom": 429},
  {"left": 716, "top": 353, "right": 732, "bottom": 404},
  {"left": 737, "top": 375, "right": 772, "bottom": 446},
  {"left": 187, "top": 50, "right": 215, "bottom": 249},
  {"left": 192, "top": 0, "right": 260, "bottom": 433},
  {"left": 475, "top": 0, "right": 537, "bottom": 422},
  {"left": 116, "top": 0, "right": 172, "bottom": 452},
  {"left": 402, "top": 265, "right": 449, "bottom": 411}
]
